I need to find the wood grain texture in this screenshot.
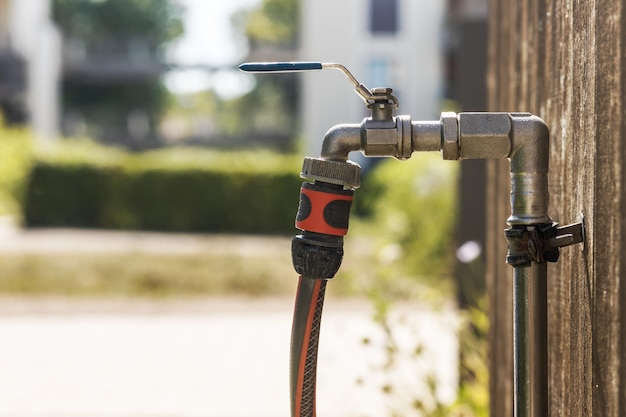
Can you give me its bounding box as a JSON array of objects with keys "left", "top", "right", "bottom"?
[{"left": 487, "top": 1, "right": 625, "bottom": 416}]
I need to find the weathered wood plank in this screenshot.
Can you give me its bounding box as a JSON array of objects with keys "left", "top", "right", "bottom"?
[
  {"left": 591, "top": 3, "right": 623, "bottom": 416},
  {"left": 487, "top": 0, "right": 625, "bottom": 416},
  {"left": 486, "top": 3, "right": 514, "bottom": 417}
]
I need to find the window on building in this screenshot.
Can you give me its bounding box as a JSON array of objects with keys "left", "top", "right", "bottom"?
[
  {"left": 369, "top": 0, "right": 399, "bottom": 34},
  {"left": 368, "top": 59, "right": 390, "bottom": 88}
]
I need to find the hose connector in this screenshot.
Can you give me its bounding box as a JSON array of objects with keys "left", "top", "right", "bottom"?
[
  {"left": 301, "top": 157, "right": 361, "bottom": 189},
  {"left": 291, "top": 158, "right": 361, "bottom": 279}
]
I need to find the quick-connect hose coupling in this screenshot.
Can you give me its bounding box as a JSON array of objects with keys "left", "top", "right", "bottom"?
[{"left": 291, "top": 157, "right": 361, "bottom": 279}]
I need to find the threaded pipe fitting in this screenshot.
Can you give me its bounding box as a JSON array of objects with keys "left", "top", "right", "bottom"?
[{"left": 300, "top": 157, "right": 361, "bottom": 189}]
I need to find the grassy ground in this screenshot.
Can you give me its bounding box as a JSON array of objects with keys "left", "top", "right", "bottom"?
[
  {"left": 0, "top": 229, "right": 384, "bottom": 299},
  {"left": 0, "top": 212, "right": 455, "bottom": 304},
  {"left": 0, "top": 228, "right": 451, "bottom": 302},
  {"left": 0, "top": 251, "right": 294, "bottom": 297}
]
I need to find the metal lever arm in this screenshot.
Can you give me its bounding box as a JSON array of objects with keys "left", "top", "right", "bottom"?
[
  {"left": 239, "top": 61, "right": 323, "bottom": 72},
  {"left": 239, "top": 61, "right": 373, "bottom": 104}
]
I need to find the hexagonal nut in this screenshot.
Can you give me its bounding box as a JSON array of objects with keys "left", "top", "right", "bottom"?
[
  {"left": 458, "top": 113, "right": 511, "bottom": 159},
  {"left": 363, "top": 127, "right": 398, "bottom": 157},
  {"left": 440, "top": 112, "right": 459, "bottom": 160}
]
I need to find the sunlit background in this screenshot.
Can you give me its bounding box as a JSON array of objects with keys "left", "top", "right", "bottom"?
[{"left": 0, "top": 0, "right": 489, "bottom": 416}]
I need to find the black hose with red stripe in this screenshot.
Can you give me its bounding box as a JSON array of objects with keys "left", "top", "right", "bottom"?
[
  {"left": 290, "top": 180, "right": 355, "bottom": 417},
  {"left": 290, "top": 276, "right": 327, "bottom": 417}
]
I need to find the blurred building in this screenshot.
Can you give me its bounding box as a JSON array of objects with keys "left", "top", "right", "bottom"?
[
  {"left": 300, "top": 0, "right": 446, "bottom": 157},
  {"left": 57, "top": 11, "right": 172, "bottom": 145},
  {"left": 0, "top": 0, "right": 61, "bottom": 138},
  {"left": 0, "top": 0, "right": 26, "bottom": 125},
  {"left": 446, "top": 0, "right": 488, "bottom": 110},
  {"left": 0, "top": 0, "right": 175, "bottom": 144}
]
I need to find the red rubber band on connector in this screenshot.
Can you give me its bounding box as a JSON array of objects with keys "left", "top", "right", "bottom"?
[{"left": 296, "top": 187, "right": 353, "bottom": 236}]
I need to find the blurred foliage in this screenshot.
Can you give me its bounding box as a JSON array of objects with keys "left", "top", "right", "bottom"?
[
  {"left": 131, "top": 145, "right": 300, "bottom": 173},
  {"left": 0, "top": 249, "right": 296, "bottom": 298},
  {"left": 245, "top": 0, "right": 300, "bottom": 46},
  {"left": 156, "top": 0, "right": 300, "bottom": 147},
  {"left": 0, "top": 119, "right": 33, "bottom": 219},
  {"left": 34, "top": 137, "right": 127, "bottom": 168},
  {"left": 169, "top": 79, "right": 298, "bottom": 150},
  {"left": 220, "top": 0, "right": 300, "bottom": 147},
  {"left": 52, "top": 0, "right": 185, "bottom": 143},
  {"left": 363, "top": 299, "right": 488, "bottom": 417},
  {"left": 455, "top": 297, "right": 489, "bottom": 417},
  {"left": 356, "top": 153, "right": 458, "bottom": 291},
  {"left": 62, "top": 80, "right": 170, "bottom": 143},
  {"left": 215, "top": 77, "right": 297, "bottom": 147},
  {"left": 53, "top": 0, "right": 184, "bottom": 50},
  {"left": 24, "top": 140, "right": 302, "bottom": 234},
  {"left": 352, "top": 154, "right": 489, "bottom": 417}
]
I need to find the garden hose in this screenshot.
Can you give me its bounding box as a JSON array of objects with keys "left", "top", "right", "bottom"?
[
  {"left": 289, "top": 159, "right": 359, "bottom": 417},
  {"left": 290, "top": 276, "right": 327, "bottom": 417}
]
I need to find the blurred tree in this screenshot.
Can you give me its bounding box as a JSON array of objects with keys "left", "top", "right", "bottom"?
[
  {"left": 53, "top": 0, "right": 184, "bottom": 51},
  {"left": 245, "top": 0, "right": 299, "bottom": 46},
  {"left": 52, "top": 0, "right": 184, "bottom": 146},
  {"left": 222, "top": 0, "right": 300, "bottom": 150}
]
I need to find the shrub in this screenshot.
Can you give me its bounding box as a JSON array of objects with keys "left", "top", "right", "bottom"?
[
  {"left": 0, "top": 122, "right": 34, "bottom": 219},
  {"left": 355, "top": 153, "right": 459, "bottom": 287},
  {"left": 24, "top": 141, "right": 303, "bottom": 234}
]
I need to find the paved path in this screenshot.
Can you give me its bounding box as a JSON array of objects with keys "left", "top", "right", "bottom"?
[
  {"left": 0, "top": 225, "right": 290, "bottom": 256},
  {"left": 0, "top": 226, "right": 459, "bottom": 417},
  {"left": 0, "top": 297, "right": 458, "bottom": 417}
]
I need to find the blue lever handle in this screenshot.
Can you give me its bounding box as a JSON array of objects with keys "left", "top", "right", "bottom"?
[{"left": 239, "top": 61, "right": 323, "bottom": 73}]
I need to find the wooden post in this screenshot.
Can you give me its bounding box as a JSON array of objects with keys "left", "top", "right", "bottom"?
[{"left": 487, "top": 0, "right": 626, "bottom": 416}]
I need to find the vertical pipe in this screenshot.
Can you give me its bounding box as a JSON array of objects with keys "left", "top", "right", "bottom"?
[{"left": 513, "top": 262, "right": 548, "bottom": 417}]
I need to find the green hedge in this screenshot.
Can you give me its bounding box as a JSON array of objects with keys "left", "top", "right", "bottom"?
[
  {"left": 24, "top": 142, "right": 304, "bottom": 234},
  {"left": 0, "top": 124, "right": 33, "bottom": 218}
]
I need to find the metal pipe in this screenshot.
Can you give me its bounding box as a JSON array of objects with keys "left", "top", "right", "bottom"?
[
  {"left": 410, "top": 120, "right": 441, "bottom": 152},
  {"left": 320, "top": 123, "right": 362, "bottom": 161},
  {"left": 433, "top": 112, "right": 552, "bottom": 417},
  {"left": 506, "top": 115, "right": 550, "bottom": 417},
  {"left": 513, "top": 263, "right": 548, "bottom": 417},
  {"left": 507, "top": 114, "right": 551, "bottom": 226}
]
